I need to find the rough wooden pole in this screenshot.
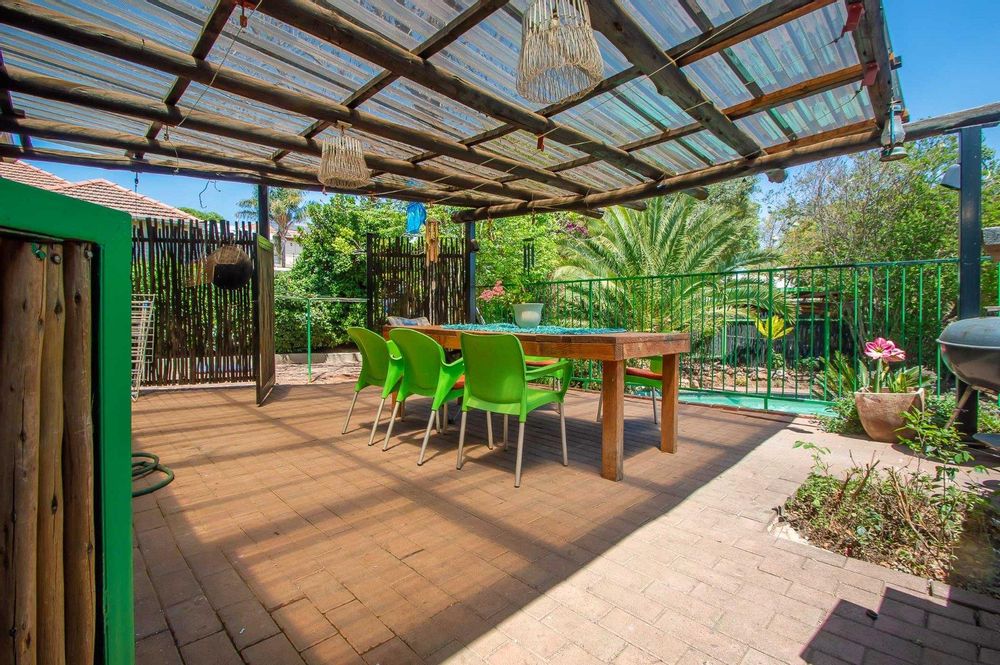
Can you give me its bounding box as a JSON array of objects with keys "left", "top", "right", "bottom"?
[
  {"left": 61, "top": 242, "right": 95, "bottom": 665},
  {"left": 38, "top": 244, "right": 66, "bottom": 665},
  {"left": 0, "top": 239, "right": 46, "bottom": 665}
]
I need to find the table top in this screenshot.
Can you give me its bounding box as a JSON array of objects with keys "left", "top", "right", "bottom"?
[{"left": 385, "top": 324, "right": 690, "bottom": 361}]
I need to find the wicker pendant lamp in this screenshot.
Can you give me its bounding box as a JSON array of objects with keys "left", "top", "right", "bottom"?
[
  {"left": 318, "top": 123, "right": 370, "bottom": 189},
  {"left": 516, "top": 0, "right": 604, "bottom": 104}
]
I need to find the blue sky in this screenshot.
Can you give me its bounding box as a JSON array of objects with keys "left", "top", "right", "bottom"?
[{"left": 24, "top": 0, "right": 1000, "bottom": 222}]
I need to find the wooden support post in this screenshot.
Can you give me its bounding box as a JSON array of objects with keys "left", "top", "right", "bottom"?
[
  {"left": 257, "top": 185, "right": 269, "bottom": 241},
  {"left": 956, "top": 126, "right": 982, "bottom": 437},
  {"left": 62, "top": 242, "right": 96, "bottom": 665},
  {"left": 661, "top": 354, "right": 679, "bottom": 454},
  {"left": 0, "top": 239, "right": 46, "bottom": 665},
  {"left": 38, "top": 243, "right": 67, "bottom": 665},
  {"left": 601, "top": 360, "right": 625, "bottom": 481}
]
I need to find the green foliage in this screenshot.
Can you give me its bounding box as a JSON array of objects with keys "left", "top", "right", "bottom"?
[
  {"left": 475, "top": 212, "right": 578, "bottom": 286},
  {"left": 785, "top": 439, "right": 989, "bottom": 580},
  {"left": 177, "top": 207, "right": 225, "bottom": 221},
  {"left": 771, "top": 137, "right": 1000, "bottom": 265},
  {"left": 818, "top": 395, "right": 864, "bottom": 435},
  {"left": 237, "top": 187, "right": 306, "bottom": 268},
  {"left": 897, "top": 409, "right": 986, "bottom": 488},
  {"left": 813, "top": 350, "right": 861, "bottom": 400},
  {"left": 925, "top": 394, "right": 1000, "bottom": 434}
]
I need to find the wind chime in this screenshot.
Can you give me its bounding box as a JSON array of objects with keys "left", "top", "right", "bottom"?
[
  {"left": 516, "top": 0, "right": 604, "bottom": 105},
  {"left": 317, "top": 123, "right": 371, "bottom": 190}
]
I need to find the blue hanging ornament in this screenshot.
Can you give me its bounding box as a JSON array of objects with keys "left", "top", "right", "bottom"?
[{"left": 405, "top": 202, "right": 427, "bottom": 234}]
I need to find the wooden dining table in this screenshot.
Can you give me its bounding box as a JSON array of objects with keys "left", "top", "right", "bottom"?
[{"left": 390, "top": 325, "right": 691, "bottom": 481}]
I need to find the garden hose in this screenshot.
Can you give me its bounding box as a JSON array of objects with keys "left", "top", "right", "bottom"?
[{"left": 131, "top": 452, "right": 174, "bottom": 497}]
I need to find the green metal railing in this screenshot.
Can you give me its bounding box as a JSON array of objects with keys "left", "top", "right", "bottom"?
[
  {"left": 482, "top": 258, "right": 1000, "bottom": 411},
  {"left": 275, "top": 294, "right": 366, "bottom": 382}
]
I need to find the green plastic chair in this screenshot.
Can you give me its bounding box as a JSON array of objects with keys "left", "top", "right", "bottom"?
[
  {"left": 383, "top": 328, "right": 465, "bottom": 464},
  {"left": 343, "top": 327, "right": 404, "bottom": 445},
  {"left": 456, "top": 333, "right": 572, "bottom": 487},
  {"left": 596, "top": 356, "right": 662, "bottom": 425}
]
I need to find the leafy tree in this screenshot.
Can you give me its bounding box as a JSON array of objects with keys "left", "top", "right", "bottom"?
[
  {"left": 177, "top": 207, "right": 225, "bottom": 222},
  {"left": 237, "top": 187, "right": 306, "bottom": 268},
  {"left": 474, "top": 211, "right": 590, "bottom": 287},
  {"left": 770, "top": 137, "right": 1000, "bottom": 265}
]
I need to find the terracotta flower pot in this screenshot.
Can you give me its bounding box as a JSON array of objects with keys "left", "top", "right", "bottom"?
[{"left": 854, "top": 388, "right": 925, "bottom": 443}]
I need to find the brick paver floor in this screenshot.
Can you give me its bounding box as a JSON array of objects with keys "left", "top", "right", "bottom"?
[{"left": 132, "top": 383, "right": 999, "bottom": 664}]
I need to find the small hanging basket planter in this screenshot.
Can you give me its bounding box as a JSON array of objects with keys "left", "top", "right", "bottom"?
[
  {"left": 517, "top": 0, "right": 604, "bottom": 104},
  {"left": 206, "top": 245, "right": 253, "bottom": 291},
  {"left": 318, "top": 124, "right": 370, "bottom": 189}
]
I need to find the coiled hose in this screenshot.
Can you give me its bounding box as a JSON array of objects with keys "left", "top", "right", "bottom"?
[{"left": 131, "top": 452, "right": 174, "bottom": 497}]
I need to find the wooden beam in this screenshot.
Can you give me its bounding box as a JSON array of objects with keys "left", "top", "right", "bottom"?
[
  {"left": 524, "top": 64, "right": 864, "bottom": 176},
  {"left": 849, "top": 0, "right": 894, "bottom": 122},
  {"left": 0, "top": 49, "right": 29, "bottom": 149},
  {"left": 451, "top": 101, "right": 1000, "bottom": 221},
  {"left": 587, "top": 0, "right": 763, "bottom": 159},
  {"left": 137, "top": 0, "right": 236, "bottom": 155},
  {"left": 0, "top": 0, "right": 602, "bottom": 198},
  {"left": 271, "top": 0, "right": 509, "bottom": 162},
  {"left": 409, "top": 0, "right": 833, "bottom": 163},
  {"left": 0, "top": 67, "right": 568, "bottom": 203},
  {"left": 258, "top": 0, "right": 668, "bottom": 181},
  {"left": 0, "top": 117, "right": 517, "bottom": 208}
]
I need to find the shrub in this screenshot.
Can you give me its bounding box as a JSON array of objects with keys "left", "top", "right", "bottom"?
[{"left": 818, "top": 396, "right": 864, "bottom": 435}]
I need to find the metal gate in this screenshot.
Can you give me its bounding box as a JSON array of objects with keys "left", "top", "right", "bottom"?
[
  {"left": 254, "top": 235, "right": 276, "bottom": 405},
  {"left": 366, "top": 234, "right": 466, "bottom": 328}
]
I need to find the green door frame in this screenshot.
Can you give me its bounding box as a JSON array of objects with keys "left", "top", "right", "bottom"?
[{"left": 0, "top": 178, "right": 134, "bottom": 665}]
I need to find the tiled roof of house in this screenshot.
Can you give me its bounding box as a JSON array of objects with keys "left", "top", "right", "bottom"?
[
  {"left": 0, "top": 160, "right": 199, "bottom": 221},
  {"left": 0, "top": 158, "right": 71, "bottom": 190}
]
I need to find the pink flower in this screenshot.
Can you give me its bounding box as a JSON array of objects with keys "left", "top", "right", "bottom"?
[
  {"left": 864, "top": 337, "right": 906, "bottom": 363},
  {"left": 478, "top": 280, "right": 506, "bottom": 302}
]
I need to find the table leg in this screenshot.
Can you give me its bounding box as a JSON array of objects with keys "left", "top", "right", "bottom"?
[
  {"left": 601, "top": 360, "right": 624, "bottom": 481},
  {"left": 661, "top": 354, "right": 679, "bottom": 453}
]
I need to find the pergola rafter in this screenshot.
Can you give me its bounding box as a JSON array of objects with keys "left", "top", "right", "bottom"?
[
  {"left": 134, "top": 0, "right": 236, "bottom": 158},
  {"left": 0, "top": 0, "right": 907, "bottom": 219}
]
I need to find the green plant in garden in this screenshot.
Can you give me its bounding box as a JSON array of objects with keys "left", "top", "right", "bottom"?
[
  {"left": 553, "top": 195, "right": 784, "bottom": 334},
  {"left": 818, "top": 396, "right": 864, "bottom": 435}
]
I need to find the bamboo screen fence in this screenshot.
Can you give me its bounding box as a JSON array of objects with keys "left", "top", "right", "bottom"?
[
  {"left": 366, "top": 233, "right": 467, "bottom": 328},
  {"left": 131, "top": 218, "right": 256, "bottom": 386},
  {"left": 1, "top": 237, "right": 97, "bottom": 665}
]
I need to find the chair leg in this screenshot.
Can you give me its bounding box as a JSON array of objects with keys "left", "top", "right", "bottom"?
[
  {"left": 382, "top": 401, "right": 401, "bottom": 451},
  {"left": 503, "top": 415, "right": 508, "bottom": 449},
  {"left": 442, "top": 402, "right": 449, "bottom": 433},
  {"left": 559, "top": 402, "right": 568, "bottom": 466},
  {"left": 595, "top": 393, "right": 603, "bottom": 422},
  {"left": 417, "top": 409, "right": 436, "bottom": 466},
  {"left": 367, "top": 396, "right": 386, "bottom": 446},
  {"left": 652, "top": 391, "right": 659, "bottom": 425},
  {"left": 514, "top": 421, "right": 526, "bottom": 488},
  {"left": 342, "top": 391, "right": 359, "bottom": 434},
  {"left": 456, "top": 410, "right": 468, "bottom": 469},
  {"left": 485, "top": 412, "right": 494, "bottom": 450}
]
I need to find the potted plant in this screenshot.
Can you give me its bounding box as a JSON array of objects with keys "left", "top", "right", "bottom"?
[
  {"left": 853, "top": 337, "right": 927, "bottom": 443},
  {"left": 478, "top": 279, "right": 544, "bottom": 328}
]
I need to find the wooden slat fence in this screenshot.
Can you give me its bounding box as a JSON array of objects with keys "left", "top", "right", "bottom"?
[
  {"left": 131, "top": 218, "right": 256, "bottom": 385},
  {"left": 366, "top": 234, "right": 466, "bottom": 328}
]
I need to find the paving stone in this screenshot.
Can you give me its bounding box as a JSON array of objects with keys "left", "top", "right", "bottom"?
[
  {"left": 165, "top": 595, "right": 223, "bottom": 647},
  {"left": 136, "top": 631, "right": 184, "bottom": 665},
  {"left": 272, "top": 598, "right": 338, "bottom": 652},
  {"left": 200, "top": 567, "right": 255, "bottom": 610},
  {"left": 302, "top": 634, "right": 365, "bottom": 665},
  {"left": 541, "top": 604, "right": 627, "bottom": 661},
  {"left": 242, "top": 633, "right": 306, "bottom": 665},
  {"left": 178, "top": 630, "right": 242, "bottom": 665},
  {"left": 218, "top": 599, "right": 280, "bottom": 651},
  {"left": 325, "top": 599, "right": 394, "bottom": 654}
]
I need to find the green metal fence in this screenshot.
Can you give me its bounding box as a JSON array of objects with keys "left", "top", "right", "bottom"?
[{"left": 485, "top": 258, "right": 1000, "bottom": 411}]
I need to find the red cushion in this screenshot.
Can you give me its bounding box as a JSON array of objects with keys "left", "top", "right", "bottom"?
[
  {"left": 626, "top": 367, "right": 661, "bottom": 380},
  {"left": 453, "top": 376, "right": 465, "bottom": 390},
  {"left": 525, "top": 359, "right": 558, "bottom": 367}
]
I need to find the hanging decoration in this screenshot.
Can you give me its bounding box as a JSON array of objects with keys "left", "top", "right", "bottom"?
[
  {"left": 879, "top": 101, "right": 907, "bottom": 162},
  {"left": 236, "top": 0, "right": 258, "bottom": 28},
  {"left": 516, "top": 0, "right": 604, "bottom": 104},
  {"left": 318, "top": 123, "right": 370, "bottom": 189},
  {"left": 405, "top": 201, "right": 427, "bottom": 235},
  {"left": 425, "top": 218, "right": 440, "bottom": 265}
]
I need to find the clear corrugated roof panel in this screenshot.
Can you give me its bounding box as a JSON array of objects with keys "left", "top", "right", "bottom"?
[{"left": 363, "top": 78, "right": 496, "bottom": 139}]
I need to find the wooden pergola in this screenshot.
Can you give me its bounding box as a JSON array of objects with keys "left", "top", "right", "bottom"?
[{"left": 2, "top": 0, "right": 989, "bottom": 225}]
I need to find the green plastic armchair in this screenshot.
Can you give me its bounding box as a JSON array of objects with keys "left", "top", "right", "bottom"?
[
  {"left": 383, "top": 328, "right": 465, "bottom": 464},
  {"left": 596, "top": 356, "right": 662, "bottom": 425},
  {"left": 343, "top": 327, "right": 404, "bottom": 445},
  {"left": 456, "top": 333, "right": 572, "bottom": 487}
]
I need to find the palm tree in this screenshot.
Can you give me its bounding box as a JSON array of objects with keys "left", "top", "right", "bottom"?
[
  {"left": 238, "top": 187, "right": 305, "bottom": 267},
  {"left": 552, "top": 196, "right": 790, "bottom": 338}
]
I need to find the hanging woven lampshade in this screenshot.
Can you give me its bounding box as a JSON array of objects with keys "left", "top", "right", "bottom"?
[
  {"left": 516, "top": 0, "right": 604, "bottom": 104},
  {"left": 318, "top": 124, "right": 370, "bottom": 189}
]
